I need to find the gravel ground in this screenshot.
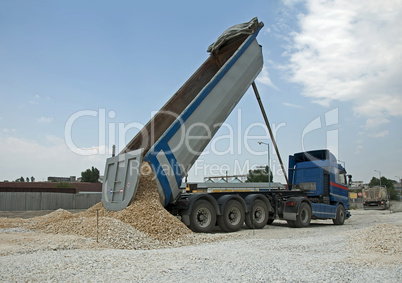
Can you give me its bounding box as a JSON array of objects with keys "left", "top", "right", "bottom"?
[{"left": 0, "top": 208, "right": 401, "bottom": 282}]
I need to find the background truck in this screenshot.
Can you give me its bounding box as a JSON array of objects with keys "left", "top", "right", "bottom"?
[
  {"left": 362, "top": 186, "right": 388, "bottom": 210},
  {"left": 102, "top": 18, "right": 351, "bottom": 232}
]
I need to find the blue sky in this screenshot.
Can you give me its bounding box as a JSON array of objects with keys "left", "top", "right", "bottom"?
[{"left": 1, "top": 0, "right": 401, "bottom": 184}]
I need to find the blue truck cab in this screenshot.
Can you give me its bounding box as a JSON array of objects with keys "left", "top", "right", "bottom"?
[{"left": 287, "top": 149, "right": 351, "bottom": 224}]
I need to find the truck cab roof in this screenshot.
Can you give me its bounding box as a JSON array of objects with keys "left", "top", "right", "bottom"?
[
  {"left": 291, "top": 149, "right": 346, "bottom": 173},
  {"left": 293, "top": 150, "right": 336, "bottom": 163}
]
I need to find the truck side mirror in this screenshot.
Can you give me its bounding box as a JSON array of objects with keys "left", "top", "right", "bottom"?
[{"left": 347, "top": 175, "right": 352, "bottom": 186}]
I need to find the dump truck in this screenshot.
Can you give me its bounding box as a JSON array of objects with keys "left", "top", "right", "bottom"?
[
  {"left": 362, "top": 186, "right": 388, "bottom": 210},
  {"left": 102, "top": 18, "right": 351, "bottom": 232}
]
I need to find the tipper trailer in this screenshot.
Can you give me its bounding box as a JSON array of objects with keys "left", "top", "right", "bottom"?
[
  {"left": 102, "top": 18, "right": 351, "bottom": 232},
  {"left": 362, "top": 186, "right": 388, "bottom": 210}
]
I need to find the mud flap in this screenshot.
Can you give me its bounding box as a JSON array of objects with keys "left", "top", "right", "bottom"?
[
  {"left": 102, "top": 149, "right": 144, "bottom": 211},
  {"left": 282, "top": 197, "right": 305, "bottom": 221}
]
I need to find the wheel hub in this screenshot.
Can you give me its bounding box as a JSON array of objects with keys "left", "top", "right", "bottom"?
[
  {"left": 197, "top": 209, "right": 210, "bottom": 226},
  {"left": 229, "top": 211, "right": 237, "bottom": 221},
  {"left": 300, "top": 209, "right": 307, "bottom": 222},
  {"left": 254, "top": 208, "right": 262, "bottom": 220},
  {"left": 228, "top": 208, "right": 241, "bottom": 224}
]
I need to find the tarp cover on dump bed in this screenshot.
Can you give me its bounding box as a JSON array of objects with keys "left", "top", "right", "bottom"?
[{"left": 207, "top": 17, "right": 263, "bottom": 54}]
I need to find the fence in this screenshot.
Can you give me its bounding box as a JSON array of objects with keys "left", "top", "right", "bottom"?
[{"left": 0, "top": 192, "right": 101, "bottom": 211}]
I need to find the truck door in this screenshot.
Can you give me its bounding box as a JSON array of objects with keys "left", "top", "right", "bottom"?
[
  {"left": 323, "top": 172, "right": 330, "bottom": 204},
  {"left": 330, "top": 167, "right": 349, "bottom": 208}
]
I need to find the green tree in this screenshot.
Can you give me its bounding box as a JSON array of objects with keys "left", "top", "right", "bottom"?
[
  {"left": 81, "top": 166, "right": 100, "bottom": 183},
  {"left": 369, "top": 176, "right": 398, "bottom": 200},
  {"left": 246, "top": 165, "right": 273, "bottom": 183}
]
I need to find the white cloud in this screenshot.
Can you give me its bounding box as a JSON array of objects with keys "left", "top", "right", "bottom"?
[
  {"left": 365, "top": 117, "right": 389, "bottom": 129},
  {"left": 29, "top": 94, "right": 41, "bottom": 105},
  {"left": 37, "top": 117, "right": 53, "bottom": 123},
  {"left": 263, "top": 27, "right": 271, "bottom": 34},
  {"left": 286, "top": 0, "right": 402, "bottom": 128},
  {"left": 283, "top": 102, "right": 303, "bottom": 108},
  {"left": 2, "top": 128, "right": 16, "bottom": 133},
  {"left": 256, "top": 66, "right": 279, "bottom": 90},
  {"left": 370, "top": 130, "right": 389, "bottom": 138},
  {"left": 0, "top": 136, "right": 107, "bottom": 181},
  {"left": 282, "top": 0, "right": 303, "bottom": 7}
]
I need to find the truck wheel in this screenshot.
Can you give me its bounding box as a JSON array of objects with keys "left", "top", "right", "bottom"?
[
  {"left": 217, "top": 200, "right": 245, "bottom": 232},
  {"left": 294, "top": 202, "right": 311, "bottom": 228},
  {"left": 189, "top": 200, "right": 217, "bottom": 233},
  {"left": 245, "top": 199, "right": 268, "bottom": 229},
  {"left": 332, "top": 204, "right": 345, "bottom": 225}
]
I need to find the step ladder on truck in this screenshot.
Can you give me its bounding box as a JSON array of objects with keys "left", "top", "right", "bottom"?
[{"left": 102, "top": 18, "right": 351, "bottom": 232}]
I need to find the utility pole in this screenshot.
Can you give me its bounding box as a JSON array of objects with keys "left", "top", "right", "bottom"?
[
  {"left": 258, "top": 141, "right": 271, "bottom": 190},
  {"left": 374, "top": 170, "right": 382, "bottom": 187}
]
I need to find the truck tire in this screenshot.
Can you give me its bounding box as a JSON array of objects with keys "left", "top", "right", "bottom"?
[
  {"left": 189, "top": 200, "right": 217, "bottom": 233},
  {"left": 217, "top": 200, "right": 245, "bottom": 232},
  {"left": 332, "top": 204, "right": 345, "bottom": 225},
  {"left": 245, "top": 199, "right": 268, "bottom": 229},
  {"left": 294, "top": 202, "right": 311, "bottom": 228}
]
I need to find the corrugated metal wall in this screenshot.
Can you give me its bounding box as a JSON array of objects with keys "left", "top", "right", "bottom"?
[{"left": 0, "top": 192, "right": 101, "bottom": 211}]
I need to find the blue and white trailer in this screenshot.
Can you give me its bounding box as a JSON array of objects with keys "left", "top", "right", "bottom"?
[{"left": 101, "top": 18, "right": 351, "bottom": 233}]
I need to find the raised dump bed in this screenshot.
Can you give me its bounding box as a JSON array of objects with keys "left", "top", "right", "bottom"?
[{"left": 102, "top": 18, "right": 264, "bottom": 210}]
